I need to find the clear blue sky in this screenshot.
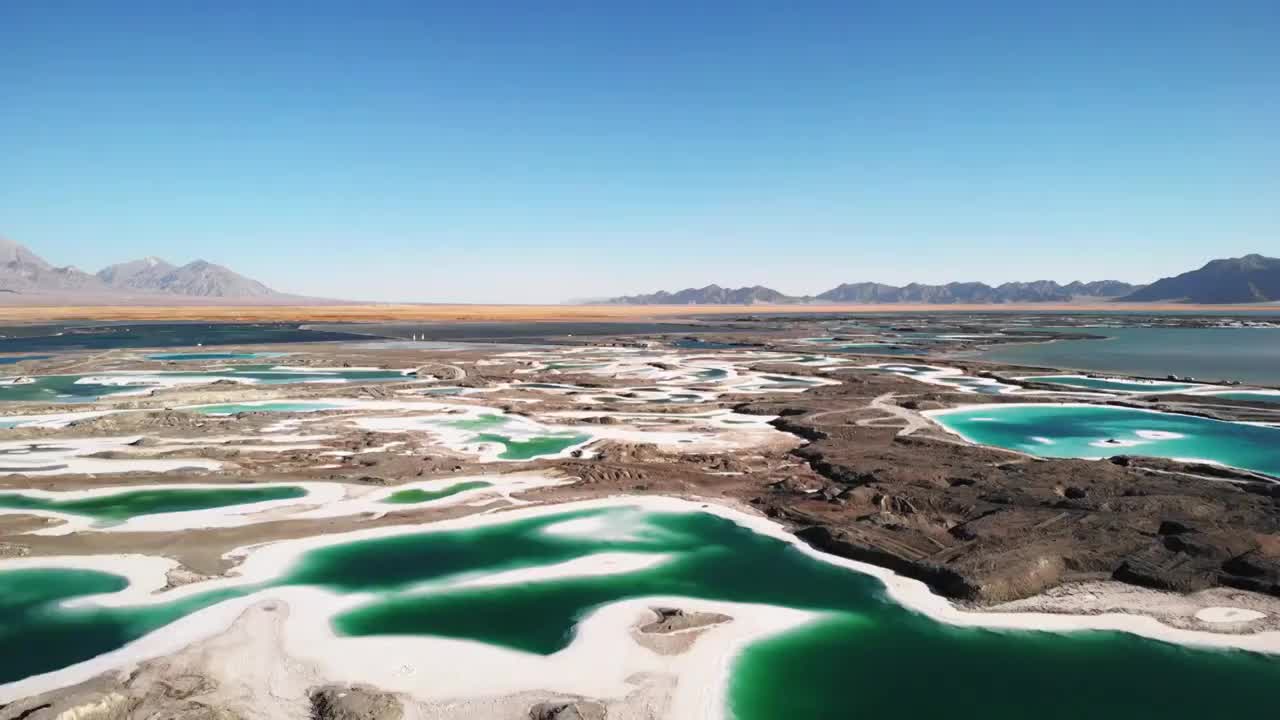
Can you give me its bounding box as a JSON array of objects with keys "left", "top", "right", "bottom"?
[{"left": 3, "top": 1, "right": 1277, "bottom": 302}]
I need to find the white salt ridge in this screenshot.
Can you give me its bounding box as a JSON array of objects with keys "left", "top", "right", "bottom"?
[
  {"left": 1195, "top": 607, "right": 1266, "bottom": 624},
  {"left": 499, "top": 348, "right": 840, "bottom": 398},
  {"left": 0, "top": 437, "right": 222, "bottom": 476},
  {"left": 293, "top": 472, "right": 570, "bottom": 519},
  {"left": 1135, "top": 430, "right": 1184, "bottom": 440},
  {"left": 5, "top": 473, "right": 567, "bottom": 535},
  {"left": 350, "top": 407, "right": 594, "bottom": 462},
  {"left": 0, "top": 410, "right": 117, "bottom": 428}
]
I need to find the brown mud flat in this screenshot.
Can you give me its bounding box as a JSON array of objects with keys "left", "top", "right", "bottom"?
[{"left": 1, "top": 302, "right": 1278, "bottom": 323}]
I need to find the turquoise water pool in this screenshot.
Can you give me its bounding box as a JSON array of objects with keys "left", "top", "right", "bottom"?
[{"left": 930, "top": 404, "right": 1280, "bottom": 477}]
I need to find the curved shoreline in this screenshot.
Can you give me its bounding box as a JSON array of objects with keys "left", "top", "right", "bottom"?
[{"left": 2, "top": 493, "right": 1278, "bottom": 714}]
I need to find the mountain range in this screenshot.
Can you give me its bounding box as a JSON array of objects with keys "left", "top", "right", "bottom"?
[
  {"left": 0, "top": 238, "right": 300, "bottom": 304},
  {"left": 605, "top": 255, "right": 1280, "bottom": 305},
  {"left": 608, "top": 280, "right": 1143, "bottom": 305}
]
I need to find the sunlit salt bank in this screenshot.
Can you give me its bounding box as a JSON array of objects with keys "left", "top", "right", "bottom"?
[
  {"left": 1, "top": 473, "right": 565, "bottom": 535},
  {"left": 1, "top": 498, "right": 1278, "bottom": 718},
  {"left": 0, "top": 437, "right": 222, "bottom": 476},
  {"left": 351, "top": 410, "right": 593, "bottom": 461},
  {"left": 864, "top": 363, "right": 1026, "bottom": 395},
  {"left": 540, "top": 409, "right": 789, "bottom": 453},
  {"left": 926, "top": 403, "right": 1280, "bottom": 478},
  {"left": 0, "top": 366, "right": 415, "bottom": 403},
  {"left": 287, "top": 473, "right": 569, "bottom": 520},
  {"left": 501, "top": 348, "right": 840, "bottom": 397},
  {"left": 0, "top": 410, "right": 116, "bottom": 429},
  {"left": 504, "top": 381, "right": 717, "bottom": 405},
  {"left": 193, "top": 397, "right": 601, "bottom": 462}
]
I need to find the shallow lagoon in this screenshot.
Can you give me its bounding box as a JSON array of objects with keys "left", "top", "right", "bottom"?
[
  {"left": 976, "top": 326, "right": 1280, "bottom": 386},
  {"left": 1, "top": 504, "right": 1277, "bottom": 716},
  {"left": 929, "top": 404, "right": 1280, "bottom": 477}
]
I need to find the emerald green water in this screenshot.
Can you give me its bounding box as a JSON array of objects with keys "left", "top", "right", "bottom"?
[
  {"left": 730, "top": 612, "right": 1277, "bottom": 719},
  {"left": 0, "top": 568, "right": 246, "bottom": 685},
  {"left": 382, "top": 481, "right": 492, "bottom": 504},
  {"left": 2, "top": 505, "right": 1278, "bottom": 715},
  {"left": 932, "top": 404, "right": 1280, "bottom": 477},
  {"left": 0, "top": 486, "right": 307, "bottom": 523},
  {"left": 472, "top": 432, "right": 591, "bottom": 460},
  {"left": 445, "top": 414, "right": 512, "bottom": 431}
]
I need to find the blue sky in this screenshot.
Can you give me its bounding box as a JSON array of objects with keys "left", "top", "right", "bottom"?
[{"left": 3, "top": 1, "right": 1277, "bottom": 302}]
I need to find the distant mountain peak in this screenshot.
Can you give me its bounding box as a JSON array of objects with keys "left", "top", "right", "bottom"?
[
  {"left": 97, "top": 255, "right": 276, "bottom": 298},
  {"left": 0, "top": 237, "right": 291, "bottom": 302},
  {"left": 0, "top": 236, "right": 53, "bottom": 269},
  {"left": 609, "top": 284, "right": 801, "bottom": 305},
  {"left": 1121, "top": 254, "right": 1280, "bottom": 304}
]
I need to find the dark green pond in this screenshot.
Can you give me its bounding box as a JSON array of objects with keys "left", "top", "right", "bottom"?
[
  {"left": 382, "top": 481, "right": 493, "bottom": 504},
  {"left": 2, "top": 506, "right": 1276, "bottom": 717},
  {"left": 0, "top": 486, "right": 307, "bottom": 523},
  {"left": 472, "top": 432, "right": 591, "bottom": 460}
]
